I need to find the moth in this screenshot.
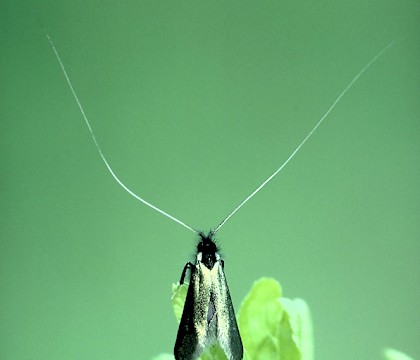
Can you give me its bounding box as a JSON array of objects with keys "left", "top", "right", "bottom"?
[
  {"left": 47, "top": 34, "right": 395, "bottom": 360},
  {"left": 174, "top": 232, "right": 243, "bottom": 360}
]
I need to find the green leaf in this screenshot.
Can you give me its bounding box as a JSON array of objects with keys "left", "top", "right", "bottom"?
[
  {"left": 199, "top": 344, "right": 229, "bottom": 360},
  {"left": 171, "top": 282, "right": 188, "bottom": 323},
  {"left": 383, "top": 348, "right": 414, "bottom": 360},
  {"left": 151, "top": 354, "right": 175, "bottom": 360},
  {"left": 237, "top": 278, "right": 314, "bottom": 360},
  {"left": 280, "top": 298, "right": 313, "bottom": 360},
  {"left": 238, "top": 278, "right": 284, "bottom": 358}
]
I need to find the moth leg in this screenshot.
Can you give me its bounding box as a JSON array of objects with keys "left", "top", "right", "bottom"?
[{"left": 179, "top": 262, "right": 194, "bottom": 284}]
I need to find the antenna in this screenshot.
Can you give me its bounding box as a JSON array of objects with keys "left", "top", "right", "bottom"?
[
  {"left": 47, "top": 34, "right": 198, "bottom": 235},
  {"left": 212, "top": 39, "right": 397, "bottom": 233},
  {"left": 47, "top": 34, "right": 396, "bottom": 236}
]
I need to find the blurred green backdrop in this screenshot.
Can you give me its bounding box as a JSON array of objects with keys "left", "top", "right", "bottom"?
[{"left": 1, "top": 1, "right": 419, "bottom": 359}]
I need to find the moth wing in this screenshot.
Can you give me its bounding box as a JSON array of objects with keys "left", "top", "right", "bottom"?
[
  {"left": 213, "top": 263, "right": 243, "bottom": 360},
  {"left": 174, "top": 261, "right": 243, "bottom": 360},
  {"left": 174, "top": 264, "right": 211, "bottom": 360}
]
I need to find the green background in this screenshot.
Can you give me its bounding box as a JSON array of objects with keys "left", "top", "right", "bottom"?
[{"left": 1, "top": 1, "right": 419, "bottom": 359}]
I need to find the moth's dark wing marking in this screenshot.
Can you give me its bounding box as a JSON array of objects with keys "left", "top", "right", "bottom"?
[
  {"left": 174, "top": 260, "right": 243, "bottom": 360},
  {"left": 214, "top": 262, "right": 243, "bottom": 360}
]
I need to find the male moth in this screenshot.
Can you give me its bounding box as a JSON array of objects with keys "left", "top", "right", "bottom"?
[
  {"left": 47, "top": 34, "right": 395, "bottom": 360},
  {"left": 174, "top": 232, "right": 243, "bottom": 360}
]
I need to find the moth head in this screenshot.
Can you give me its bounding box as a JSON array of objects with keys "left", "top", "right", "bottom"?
[{"left": 197, "top": 231, "right": 219, "bottom": 269}]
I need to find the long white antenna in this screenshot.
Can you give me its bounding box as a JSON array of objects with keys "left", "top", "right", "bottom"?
[
  {"left": 47, "top": 34, "right": 198, "bottom": 234},
  {"left": 212, "top": 39, "right": 397, "bottom": 233}
]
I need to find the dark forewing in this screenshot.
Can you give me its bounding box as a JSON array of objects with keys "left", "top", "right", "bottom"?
[
  {"left": 174, "top": 264, "right": 206, "bottom": 360},
  {"left": 214, "top": 264, "right": 243, "bottom": 359}
]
